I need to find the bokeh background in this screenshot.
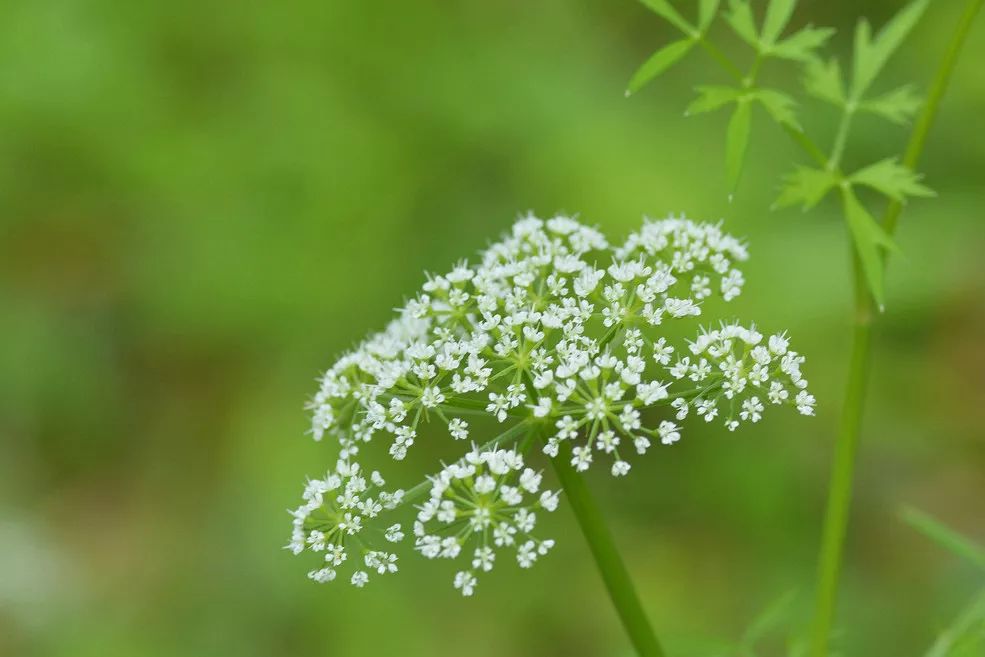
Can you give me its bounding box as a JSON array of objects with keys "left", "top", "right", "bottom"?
[{"left": 1, "top": 1, "right": 983, "bottom": 655}]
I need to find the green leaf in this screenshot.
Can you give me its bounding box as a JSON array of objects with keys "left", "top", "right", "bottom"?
[
  {"left": 859, "top": 85, "right": 922, "bottom": 124},
  {"left": 685, "top": 85, "right": 742, "bottom": 115},
  {"left": 761, "top": 0, "right": 797, "bottom": 47},
  {"left": 841, "top": 185, "right": 898, "bottom": 309},
  {"left": 726, "top": 100, "right": 752, "bottom": 194},
  {"left": 926, "top": 590, "right": 985, "bottom": 657},
  {"left": 850, "top": 158, "right": 934, "bottom": 202},
  {"left": 901, "top": 507, "right": 985, "bottom": 573},
  {"left": 698, "top": 0, "right": 721, "bottom": 32},
  {"left": 771, "top": 25, "right": 835, "bottom": 61},
  {"left": 741, "top": 590, "right": 797, "bottom": 649},
  {"left": 627, "top": 39, "right": 696, "bottom": 95},
  {"left": 804, "top": 57, "right": 845, "bottom": 106},
  {"left": 639, "top": 0, "right": 695, "bottom": 35},
  {"left": 754, "top": 88, "right": 800, "bottom": 129},
  {"left": 726, "top": 0, "right": 759, "bottom": 48},
  {"left": 774, "top": 166, "right": 838, "bottom": 210},
  {"left": 851, "top": 0, "right": 930, "bottom": 100}
]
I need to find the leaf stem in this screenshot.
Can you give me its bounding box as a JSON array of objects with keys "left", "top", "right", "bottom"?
[
  {"left": 549, "top": 438, "right": 666, "bottom": 657},
  {"left": 697, "top": 38, "right": 745, "bottom": 82},
  {"left": 808, "top": 2, "right": 983, "bottom": 655},
  {"left": 827, "top": 104, "right": 854, "bottom": 171}
]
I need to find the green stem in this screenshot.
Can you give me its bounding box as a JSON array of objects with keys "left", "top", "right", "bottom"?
[
  {"left": 698, "top": 38, "right": 745, "bottom": 82},
  {"left": 885, "top": 0, "right": 985, "bottom": 236},
  {"left": 809, "top": 278, "right": 872, "bottom": 657},
  {"left": 827, "top": 105, "right": 854, "bottom": 171},
  {"left": 549, "top": 438, "right": 666, "bottom": 657},
  {"left": 925, "top": 588, "right": 985, "bottom": 657},
  {"left": 808, "top": 2, "right": 982, "bottom": 655}
]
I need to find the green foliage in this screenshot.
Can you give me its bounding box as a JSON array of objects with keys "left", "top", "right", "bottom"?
[
  {"left": 628, "top": 0, "right": 938, "bottom": 308},
  {"left": 804, "top": 58, "right": 846, "bottom": 106},
  {"left": 699, "top": 0, "right": 722, "bottom": 31},
  {"left": 901, "top": 506, "right": 985, "bottom": 572},
  {"left": 841, "top": 185, "right": 899, "bottom": 309},
  {"left": 725, "top": 0, "right": 833, "bottom": 58},
  {"left": 725, "top": 0, "right": 759, "bottom": 48},
  {"left": 771, "top": 25, "right": 836, "bottom": 62},
  {"left": 774, "top": 166, "right": 838, "bottom": 210},
  {"left": 761, "top": 0, "right": 797, "bottom": 47},
  {"left": 739, "top": 590, "right": 798, "bottom": 655},
  {"left": 754, "top": 88, "right": 800, "bottom": 129},
  {"left": 639, "top": 0, "right": 696, "bottom": 35},
  {"left": 850, "top": 0, "right": 930, "bottom": 101},
  {"left": 628, "top": 40, "right": 696, "bottom": 95},
  {"left": 685, "top": 85, "right": 743, "bottom": 115},
  {"left": 628, "top": 0, "right": 724, "bottom": 94},
  {"left": 859, "top": 85, "right": 923, "bottom": 124},
  {"left": 726, "top": 99, "right": 752, "bottom": 193},
  {"left": 850, "top": 158, "right": 934, "bottom": 202},
  {"left": 924, "top": 591, "right": 985, "bottom": 657}
]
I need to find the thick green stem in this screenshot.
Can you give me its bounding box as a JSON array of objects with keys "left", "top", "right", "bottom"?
[
  {"left": 808, "top": 2, "right": 982, "bottom": 655},
  {"left": 550, "top": 439, "right": 666, "bottom": 657}
]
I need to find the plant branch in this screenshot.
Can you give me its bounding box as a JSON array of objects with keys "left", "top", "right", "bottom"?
[{"left": 808, "top": 2, "right": 983, "bottom": 655}]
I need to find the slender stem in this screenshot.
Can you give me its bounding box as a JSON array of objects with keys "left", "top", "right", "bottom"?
[
  {"left": 885, "top": 0, "right": 985, "bottom": 236},
  {"left": 782, "top": 123, "right": 828, "bottom": 168},
  {"left": 549, "top": 438, "right": 666, "bottom": 657},
  {"left": 808, "top": 2, "right": 982, "bottom": 655},
  {"left": 698, "top": 38, "right": 745, "bottom": 82},
  {"left": 925, "top": 588, "right": 985, "bottom": 657},
  {"left": 827, "top": 105, "right": 854, "bottom": 171}
]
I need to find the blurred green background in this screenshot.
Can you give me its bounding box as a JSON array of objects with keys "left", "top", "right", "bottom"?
[{"left": 1, "top": 1, "right": 983, "bottom": 656}]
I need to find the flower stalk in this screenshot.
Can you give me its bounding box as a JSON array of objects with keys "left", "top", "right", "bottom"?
[
  {"left": 550, "top": 437, "right": 666, "bottom": 657},
  {"left": 809, "top": 1, "right": 983, "bottom": 654}
]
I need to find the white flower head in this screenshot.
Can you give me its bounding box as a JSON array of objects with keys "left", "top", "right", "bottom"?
[{"left": 291, "top": 214, "right": 813, "bottom": 594}]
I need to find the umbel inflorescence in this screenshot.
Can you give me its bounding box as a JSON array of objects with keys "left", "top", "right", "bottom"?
[{"left": 289, "top": 214, "right": 815, "bottom": 595}]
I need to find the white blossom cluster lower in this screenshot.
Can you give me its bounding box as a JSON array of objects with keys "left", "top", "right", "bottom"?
[{"left": 289, "top": 214, "right": 815, "bottom": 595}]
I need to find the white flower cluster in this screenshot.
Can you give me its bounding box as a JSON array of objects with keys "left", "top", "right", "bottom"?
[
  {"left": 414, "top": 445, "right": 558, "bottom": 596},
  {"left": 288, "top": 460, "right": 405, "bottom": 587},
  {"left": 290, "top": 214, "right": 814, "bottom": 595}
]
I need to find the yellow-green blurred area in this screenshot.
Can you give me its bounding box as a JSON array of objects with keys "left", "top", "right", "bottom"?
[{"left": 1, "top": 0, "right": 983, "bottom": 655}]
